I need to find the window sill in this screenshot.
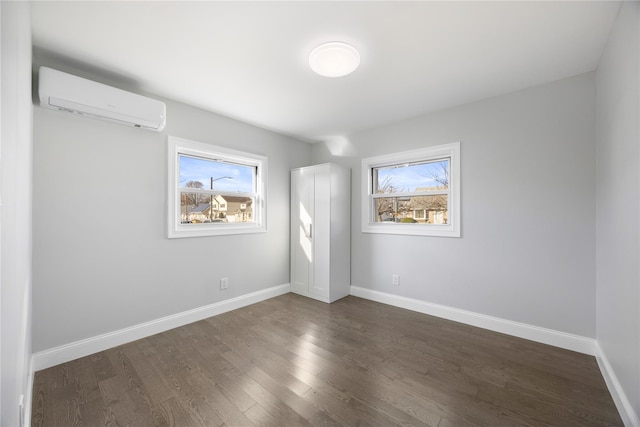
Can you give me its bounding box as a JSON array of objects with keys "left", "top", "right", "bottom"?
[
  {"left": 168, "top": 222, "right": 267, "bottom": 239},
  {"left": 362, "top": 222, "right": 460, "bottom": 238}
]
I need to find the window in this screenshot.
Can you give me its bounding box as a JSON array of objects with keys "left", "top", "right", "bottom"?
[
  {"left": 168, "top": 136, "right": 267, "bottom": 238},
  {"left": 362, "top": 142, "right": 460, "bottom": 237}
]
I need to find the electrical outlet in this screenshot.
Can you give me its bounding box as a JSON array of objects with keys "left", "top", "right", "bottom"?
[
  {"left": 392, "top": 274, "right": 400, "bottom": 286},
  {"left": 220, "top": 277, "right": 229, "bottom": 290}
]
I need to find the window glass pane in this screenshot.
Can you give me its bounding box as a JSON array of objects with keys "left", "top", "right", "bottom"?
[
  {"left": 169, "top": 136, "right": 267, "bottom": 238},
  {"left": 374, "top": 159, "right": 449, "bottom": 193},
  {"left": 180, "top": 193, "right": 255, "bottom": 224},
  {"left": 179, "top": 155, "right": 254, "bottom": 193},
  {"left": 362, "top": 141, "right": 459, "bottom": 237},
  {"left": 374, "top": 195, "right": 448, "bottom": 224}
]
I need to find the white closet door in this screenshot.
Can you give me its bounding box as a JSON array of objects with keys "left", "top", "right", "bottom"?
[
  {"left": 291, "top": 168, "right": 314, "bottom": 295},
  {"left": 310, "top": 165, "right": 330, "bottom": 299}
]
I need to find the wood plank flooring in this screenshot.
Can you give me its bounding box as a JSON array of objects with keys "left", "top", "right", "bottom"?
[{"left": 32, "top": 294, "right": 623, "bottom": 426}]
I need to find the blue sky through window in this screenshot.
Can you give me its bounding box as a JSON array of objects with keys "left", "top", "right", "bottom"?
[
  {"left": 375, "top": 159, "right": 449, "bottom": 192},
  {"left": 179, "top": 155, "right": 254, "bottom": 193}
]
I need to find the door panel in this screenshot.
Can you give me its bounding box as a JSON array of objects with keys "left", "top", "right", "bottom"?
[
  {"left": 311, "top": 166, "right": 330, "bottom": 299},
  {"left": 291, "top": 169, "right": 314, "bottom": 295}
]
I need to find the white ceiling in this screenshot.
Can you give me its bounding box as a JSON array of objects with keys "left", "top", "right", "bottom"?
[{"left": 30, "top": 1, "right": 621, "bottom": 143}]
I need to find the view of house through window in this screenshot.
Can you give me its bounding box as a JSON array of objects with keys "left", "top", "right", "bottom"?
[
  {"left": 168, "top": 136, "right": 266, "bottom": 238},
  {"left": 372, "top": 159, "right": 449, "bottom": 224},
  {"left": 361, "top": 141, "right": 460, "bottom": 237},
  {"left": 179, "top": 155, "right": 256, "bottom": 224}
]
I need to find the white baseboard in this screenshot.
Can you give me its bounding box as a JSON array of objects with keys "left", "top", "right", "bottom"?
[
  {"left": 350, "top": 286, "right": 596, "bottom": 355},
  {"left": 32, "top": 283, "right": 290, "bottom": 371},
  {"left": 595, "top": 343, "right": 640, "bottom": 427}
]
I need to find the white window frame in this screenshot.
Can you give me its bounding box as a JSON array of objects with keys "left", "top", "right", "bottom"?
[
  {"left": 361, "top": 142, "right": 460, "bottom": 237},
  {"left": 167, "top": 136, "right": 267, "bottom": 238}
]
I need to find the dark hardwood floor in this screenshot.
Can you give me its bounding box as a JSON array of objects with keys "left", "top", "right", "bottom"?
[{"left": 32, "top": 294, "right": 623, "bottom": 426}]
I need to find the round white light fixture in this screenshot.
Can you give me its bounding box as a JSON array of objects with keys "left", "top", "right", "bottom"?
[{"left": 309, "top": 42, "right": 360, "bottom": 78}]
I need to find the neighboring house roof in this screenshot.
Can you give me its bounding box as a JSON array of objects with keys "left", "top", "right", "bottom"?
[
  {"left": 407, "top": 195, "right": 447, "bottom": 210},
  {"left": 223, "top": 196, "right": 253, "bottom": 205},
  {"left": 189, "top": 203, "right": 210, "bottom": 213}
]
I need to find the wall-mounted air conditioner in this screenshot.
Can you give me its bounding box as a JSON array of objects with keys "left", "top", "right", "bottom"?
[{"left": 38, "top": 66, "right": 166, "bottom": 131}]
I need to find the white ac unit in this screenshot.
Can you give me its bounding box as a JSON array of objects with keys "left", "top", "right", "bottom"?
[{"left": 38, "top": 66, "right": 166, "bottom": 131}]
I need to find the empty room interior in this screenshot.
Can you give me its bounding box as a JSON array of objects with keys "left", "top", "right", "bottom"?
[{"left": 1, "top": 1, "right": 639, "bottom": 426}]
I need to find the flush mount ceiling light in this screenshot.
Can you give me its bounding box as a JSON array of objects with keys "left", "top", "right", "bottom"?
[{"left": 309, "top": 42, "right": 360, "bottom": 78}]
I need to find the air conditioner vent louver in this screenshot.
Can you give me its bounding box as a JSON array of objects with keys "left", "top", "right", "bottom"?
[{"left": 38, "top": 66, "right": 166, "bottom": 131}]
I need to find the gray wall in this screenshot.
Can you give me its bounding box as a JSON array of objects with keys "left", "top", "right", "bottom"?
[
  {"left": 1, "top": 2, "right": 33, "bottom": 426},
  {"left": 32, "top": 68, "right": 311, "bottom": 352},
  {"left": 596, "top": 0, "right": 640, "bottom": 421},
  {"left": 313, "top": 72, "right": 597, "bottom": 337}
]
